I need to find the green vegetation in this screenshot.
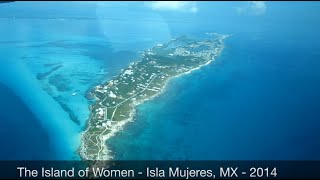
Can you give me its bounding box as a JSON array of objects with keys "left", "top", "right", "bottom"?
[{"left": 79, "top": 33, "right": 229, "bottom": 160}]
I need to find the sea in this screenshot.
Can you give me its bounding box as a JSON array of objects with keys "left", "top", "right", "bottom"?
[{"left": 0, "top": 2, "right": 320, "bottom": 160}]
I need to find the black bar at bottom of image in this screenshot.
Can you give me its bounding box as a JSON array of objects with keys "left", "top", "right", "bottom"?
[{"left": 0, "top": 161, "right": 319, "bottom": 179}]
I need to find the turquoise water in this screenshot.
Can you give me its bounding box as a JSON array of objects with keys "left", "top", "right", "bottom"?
[
  {"left": 108, "top": 3, "right": 320, "bottom": 160},
  {"left": 0, "top": 2, "right": 171, "bottom": 160},
  {"left": 109, "top": 31, "right": 320, "bottom": 160},
  {"left": 0, "top": 2, "right": 320, "bottom": 160}
]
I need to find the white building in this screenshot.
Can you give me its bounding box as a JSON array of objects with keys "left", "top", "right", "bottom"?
[{"left": 109, "top": 91, "right": 117, "bottom": 98}]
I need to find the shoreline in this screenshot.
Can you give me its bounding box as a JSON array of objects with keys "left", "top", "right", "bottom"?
[{"left": 79, "top": 34, "right": 229, "bottom": 160}]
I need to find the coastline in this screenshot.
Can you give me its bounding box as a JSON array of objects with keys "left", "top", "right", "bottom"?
[{"left": 79, "top": 34, "right": 229, "bottom": 160}]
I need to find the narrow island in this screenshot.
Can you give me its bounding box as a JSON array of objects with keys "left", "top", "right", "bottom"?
[{"left": 79, "top": 33, "right": 229, "bottom": 160}]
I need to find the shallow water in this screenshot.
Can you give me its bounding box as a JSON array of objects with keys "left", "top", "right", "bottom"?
[{"left": 1, "top": 1, "right": 320, "bottom": 160}]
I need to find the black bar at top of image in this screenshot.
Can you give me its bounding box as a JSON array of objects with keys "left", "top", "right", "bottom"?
[
  {"left": 0, "top": 1, "right": 15, "bottom": 4},
  {"left": 0, "top": 161, "right": 319, "bottom": 179}
]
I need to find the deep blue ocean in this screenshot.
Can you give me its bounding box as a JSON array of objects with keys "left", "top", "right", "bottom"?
[{"left": 0, "top": 2, "right": 320, "bottom": 160}]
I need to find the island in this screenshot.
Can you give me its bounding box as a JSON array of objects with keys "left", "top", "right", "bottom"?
[{"left": 79, "top": 33, "right": 229, "bottom": 160}]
